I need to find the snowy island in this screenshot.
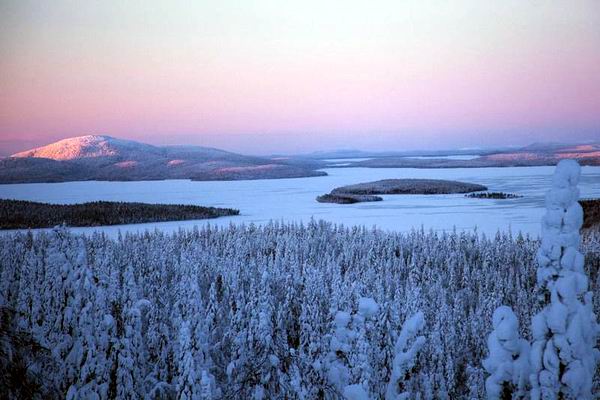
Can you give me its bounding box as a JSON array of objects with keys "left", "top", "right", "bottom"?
[
  {"left": 0, "top": 199, "right": 239, "bottom": 229},
  {"left": 317, "top": 178, "right": 487, "bottom": 204}
]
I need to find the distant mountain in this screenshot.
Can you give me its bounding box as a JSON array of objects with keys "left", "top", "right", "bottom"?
[
  {"left": 331, "top": 141, "right": 600, "bottom": 169},
  {"left": 479, "top": 141, "right": 600, "bottom": 164},
  {"left": 299, "top": 147, "right": 501, "bottom": 160},
  {"left": 11, "top": 135, "right": 161, "bottom": 161},
  {"left": 1, "top": 135, "right": 326, "bottom": 183},
  {"left": 299, "top": 142, "right": 600, "bottom": 163}
]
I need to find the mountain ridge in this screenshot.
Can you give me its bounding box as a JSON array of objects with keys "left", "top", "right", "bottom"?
[{"left": 1, "top": 135, "right": 326, "bottom": 183}]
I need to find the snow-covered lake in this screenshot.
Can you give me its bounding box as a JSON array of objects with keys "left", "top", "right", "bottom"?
[{"left": 1, "top": 166, "right": 599, "bottom": 236}]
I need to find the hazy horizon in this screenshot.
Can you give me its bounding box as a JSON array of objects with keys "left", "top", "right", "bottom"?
[
  {"left": 1, "top": 1, "right": 599, "bottom": 155},
  {"left": 3, "top": 132, "right": 600, "bottom": 158}
]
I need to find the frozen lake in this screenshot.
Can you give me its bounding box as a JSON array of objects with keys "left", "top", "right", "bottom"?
[{"left": 1, "top": 166, "right": 599, "bottom": 236}]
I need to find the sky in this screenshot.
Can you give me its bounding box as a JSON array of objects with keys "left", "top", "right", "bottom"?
[{"left": 1, "top": 1, "right": 599, "bottom": 155}]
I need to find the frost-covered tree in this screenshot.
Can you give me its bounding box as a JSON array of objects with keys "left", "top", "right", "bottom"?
[
  {"left": 386, "top": 311, "right": 426, "bottom": 400},
  {"left": 327, "top": 310, "right": 353, "bottom": 394},
  {"left": 115, "top": 264, "right": 149, "bottom": 399},
  {"left": 372, "top": 302, "right": 398, "bottom": 398},
  {"left": 530, "top": 159, "right": 600, "bottom": 399},
  {"left": 482, "top": 306, "right": 529, "bottom": 399},
  {"left": 177, "top": 321, "right": 201, "bottom": 400},
  {"left": 0, "top": 214, "right": 599, "bottom": 398},
  {"left": 344, "top": 297, "right": 379, "bottom": 399}
]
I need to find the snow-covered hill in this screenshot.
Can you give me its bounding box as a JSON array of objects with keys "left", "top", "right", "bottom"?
[
  {"left": 11, "top": 135, "right": 160, "bottom": 160},
  {"left": 1, "top": 135, "right": 326, "bottom": 183}
]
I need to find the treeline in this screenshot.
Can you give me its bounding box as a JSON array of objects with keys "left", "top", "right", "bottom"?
[
  {"left": 465, "top": 192, "right": 522, "bottom": 199},
  {"left": 316, "top": 193, "right": 383, "bottom": 204},
  {"left": 0, "top": 199, "right": 239, "bottom": 229},
  {"left": 1, "top": 222, "right": 599, "bottom": 398}
]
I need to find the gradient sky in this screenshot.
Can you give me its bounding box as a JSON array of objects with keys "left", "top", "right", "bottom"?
[{"left": 1, "top": 0, "right": 599, "bottom": 155}]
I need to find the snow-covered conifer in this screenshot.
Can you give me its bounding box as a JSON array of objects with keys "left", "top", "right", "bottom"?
[
  {"left": 483, "top": 306, "right": 529, "bottom": 399},
  {"left": 177, "top": 321, "right": 201, "bottom": 400},
  {"left": 327, "top": 310, "right": 353, "bottom": 392},
  {"left": 346, "top": 297, "right": 379, "bottom": 398},
  {"left": 386, "top": 311, "right": 426, "bottom": 400},
  {"left": 530, "top": 159, "right": 600, "bottom": 399}
]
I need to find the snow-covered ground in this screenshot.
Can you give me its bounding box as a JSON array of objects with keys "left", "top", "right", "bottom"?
[{"left": 1, "top": 166, "right": 599, "bottom": 236}]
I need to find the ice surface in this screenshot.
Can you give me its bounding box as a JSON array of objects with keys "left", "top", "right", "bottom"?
[{"left": 1, "top": 166, "right": 599, "bottom": 237}]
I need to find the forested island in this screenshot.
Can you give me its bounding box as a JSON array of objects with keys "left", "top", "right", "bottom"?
[
  {"left": 0, "top": 199, "right": 239, "bottom": 229},
  {"left": 465, "top": 192, "right": 522, "bottom": 199},
  {"left": 317, "top": 178, "right": 487, "bottom": 203},
  {"left": 316, "top": 193, "right": 383, "bottom": 204}
]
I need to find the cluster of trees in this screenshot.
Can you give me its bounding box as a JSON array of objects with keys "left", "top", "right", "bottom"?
[
  {"left": 465, "top": 192, "right": 522, "bottom": 200},
  {"left": 315, "top": 193, "right": 383, "bottom": 204},
  {"left": 0, "top": 200, "right": 239, "bottom": 229},
  {"left": 1, "top": 219, "right": 599, "bottom": 399}
]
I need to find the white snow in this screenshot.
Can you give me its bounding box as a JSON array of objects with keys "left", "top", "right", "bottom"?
[
  {"left": 11, "top": 135, "right": 135, "bottom": 160},
  {"left": 358, "top": 297, "right": 379, "bottom": 319},
  {"left": 343, "top": 384, "right": 370, "bottom": 400},
  {"left": 2, "top": 166, "right": 599, "bottom": 237},
  {"left": 483, "top": 306, "right": 529, "bottom": 399}
]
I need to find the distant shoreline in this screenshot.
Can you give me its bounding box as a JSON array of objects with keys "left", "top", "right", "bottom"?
[{"left": 0, "top": 199, "right": 239, "bottom": 229}]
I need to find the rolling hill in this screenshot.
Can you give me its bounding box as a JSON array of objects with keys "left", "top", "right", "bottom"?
[
  {"left": 1, "top": 135, "right": 326, "bottom": 183},
  {"left": 344, "top": 141, "right": 600, "bottom": 168}
]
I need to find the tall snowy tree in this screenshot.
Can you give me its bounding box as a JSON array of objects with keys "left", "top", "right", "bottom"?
[
  {"left": 386, "top": 311, "right": 426, "bottom": 400},
  {"left": 338, "top": 297, "right": 380, "bottom": 400},
  {"left": 483, "top": 306, "right": 529, "bottom": 399},
  {"left": 177, "top": 321, "right": 201, "bottom": 400},
  {"left": 327, "top": 310, "right": 353, "bottom": 394},
  {"left": 530, "top": 159, "right": 600, "bottom": 399}
]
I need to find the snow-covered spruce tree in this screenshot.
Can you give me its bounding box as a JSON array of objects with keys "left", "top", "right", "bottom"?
[
  {"left": 116, "top": 264, "right": 150, "bottom": 399},
  {"left": 386, "top": 311, "right": 425, "bottom": 400},
  {"left": 298, "top": 272, "right": 330, "bottom": 398},
  {"left": 327, "top": 310, "right": 353, "bottom": 394},
  {"left": 483, "top": 306, "right": 529, "bottom": 399},
  {"left": 343, "top": 297, "right": 380, "bottom": 400},
  {"left": 175, "top": 260, "right": 218, "bottom": 400},
  {"left": 177, "top": 321, "right": 200, "bottom": 400},
  {"left": 530, "top": 159, "right": 600, "bottom": 399},
  {"left": 372, "top": 302, "right": 398, "bottom": 399}
]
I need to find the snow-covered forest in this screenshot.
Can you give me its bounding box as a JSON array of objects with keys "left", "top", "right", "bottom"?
[{"left": 1, "top": 220, "right": 599, "bottom": 398}]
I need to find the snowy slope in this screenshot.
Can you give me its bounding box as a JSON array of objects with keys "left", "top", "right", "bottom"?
[
  {"left": 1, "top": 135, "right": 325, "bottom": 183},
  {"left": 11, "top": 135, "right": 161, "bottom": 160}
]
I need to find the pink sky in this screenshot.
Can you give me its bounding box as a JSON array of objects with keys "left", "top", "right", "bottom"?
[{"left": 1, "top": 1, "right": 599, "bottom": 155}]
